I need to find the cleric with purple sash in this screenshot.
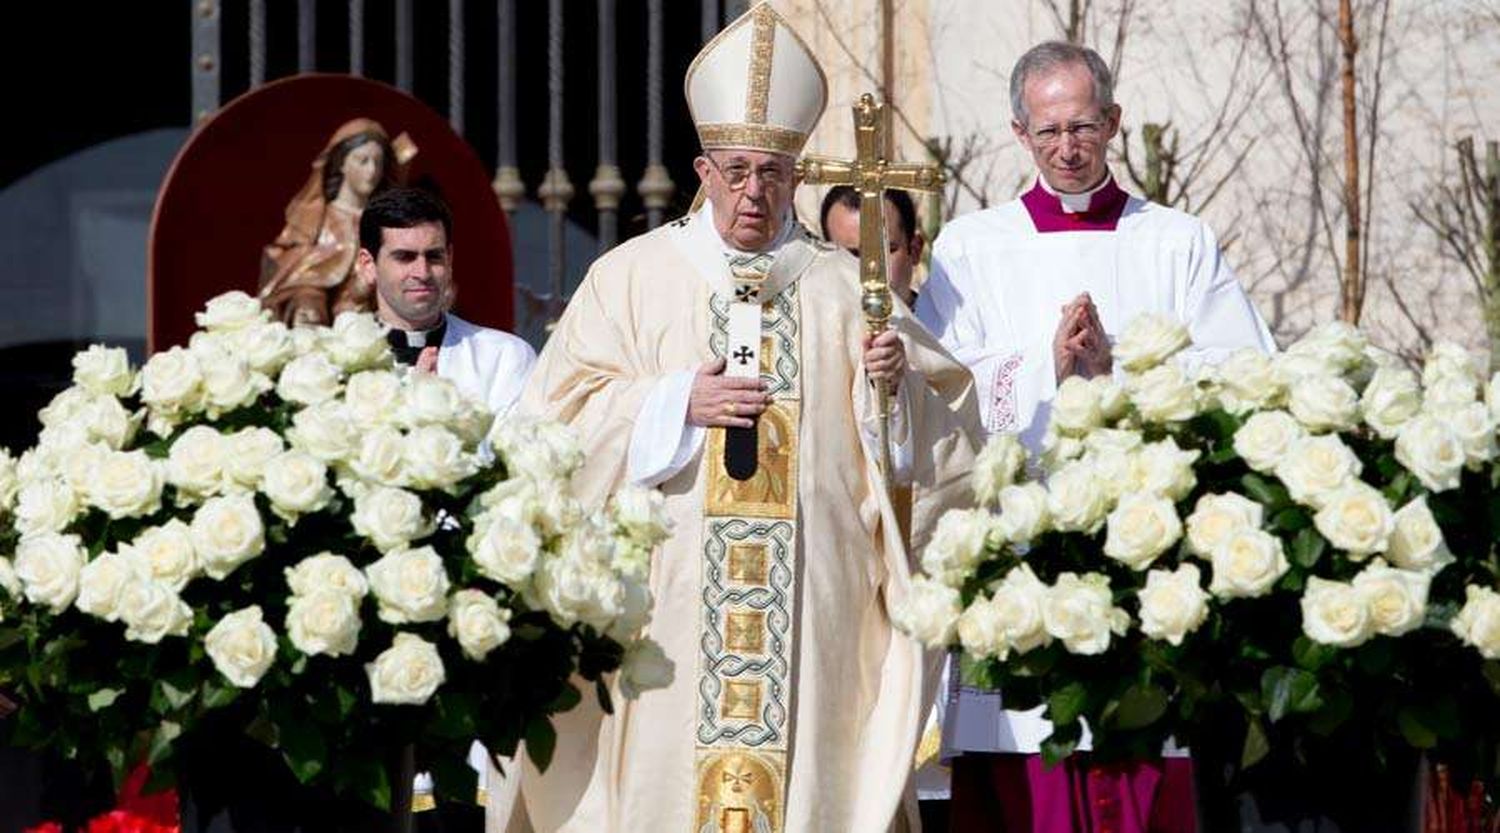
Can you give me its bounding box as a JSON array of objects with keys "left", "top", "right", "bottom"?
[{"left": 915, "top": 41, "right": 1274, "bottom": 833}]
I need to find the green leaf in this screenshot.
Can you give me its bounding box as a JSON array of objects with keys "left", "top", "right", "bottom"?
[
  {"left": 428, "top": 752, "right": 481, "bottom": 804},
  {"left": 958, "top": 653, "right": 1003, "bottom": 691},
  {"left": 1289, "top": 528, "right": 1326, "bottom": 570},
  {"left": 1040, "top": 720, "right": 1081, "bottom": 767},
  {"left": 343, "top": 754, "right": 392, "bottom": 811},
  {"left": 525, "top": 717, "right": 558, "bottom": 772},
  {"left": 1261, "top": 667, "right": 1322, "bottom": 723},
  {"left": 1268, "top": 507, "right": 1312, "bottom": 534},
  {"left": 595, "top": 677, "right": 615, "bottom": 716},
  {"left": 1047, "top": 682, "right": 1089, "bottom": 726},
  {"left": 1112, "top": 684, "right": 1170, "bottom": 730},
  {"left": 1397, "top": 707, "right": 1438, "bottom": 749},
  {"left": 158, "top": 679, "right": 196, "bottom": 711},
  {"left": 88, "top": 687, "right": 123, "bottom": 712},
  {"left": 280, "top": 715, "right": 329, "bottom": 784},
  {"left": 1240, "top": 473, "right": 1290, "bottom": 510},
  {"left": 1240, "top": 719, "right": 1270, "bottom": 768},
  {"left": 548, "top": 682, "right": 583, "bottom": 714},
  {"left": 1290, "top": 637, "right": 1336, "bottom": 671},
  {"left": 146, "top": 720, "right": 182, "bottom": 767}
]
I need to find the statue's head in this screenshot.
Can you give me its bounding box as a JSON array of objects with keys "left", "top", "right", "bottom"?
[{"left": 323, "top": 130, "right": 394, "bottom": 204}]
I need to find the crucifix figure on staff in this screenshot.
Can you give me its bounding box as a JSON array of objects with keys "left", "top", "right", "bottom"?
[{"left": 800, "top": 92, "right": 946, "bottom": 483}]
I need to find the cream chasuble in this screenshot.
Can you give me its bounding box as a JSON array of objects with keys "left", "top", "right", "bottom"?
[{"left": 491, "top": 208, "right": 982, "bottom": 833}]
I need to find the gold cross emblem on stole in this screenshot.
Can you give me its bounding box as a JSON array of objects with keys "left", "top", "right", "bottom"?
[{"left": 797, "top": 93, "right": 946, "bottom": 481}]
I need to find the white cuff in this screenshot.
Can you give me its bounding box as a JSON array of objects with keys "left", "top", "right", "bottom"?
[{"left": 627, "top": 369, "right": 706, "bottom": 487}]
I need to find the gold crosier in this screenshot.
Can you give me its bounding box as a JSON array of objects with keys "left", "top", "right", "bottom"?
[{"left": 797, "top": 95, "right": 946, "bottom": 485}]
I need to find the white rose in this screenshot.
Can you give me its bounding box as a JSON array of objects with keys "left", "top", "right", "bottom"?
[
  {"left": 489, "top": 417, "right": 585, "bottom": 481},
  {"left": 77, "top": 395, "right": 140, "bottom": 450},
  {"left": 985, "top": 564, "right": 1052, "bottom": 657},
  {"left": 193, "top": 340, "right": 270, "bottom": 415},
  {"left": 1130, "top": 438, "right": 1200, "bottom": 501},
  {"left": 1093, "top": 376, "right": 1128, "bottom": 421},
  {"left": 1043, "top": 572, "right": 1130, "bottom": 655},
  {"left": 14, "top": 533, "right": 86, "bottom": 613},
  {"left": 1215, "top": 348, "right": 1283, "bottom": 414},
  {"left": 1137, "top": 563, "right": 1210, "bottom": 646},
  {"left": 0, "top": 449, "right": 17, "bottom": 513},
  {"left": 1209, "top": 528, "right": 1290, "bottom": 599},
  {"left": 75, "top": 550, "right": 146, "bottom": 621},
  {"left": 1395, "top": 414, "right": 1465, "bottom": 493},
  {"left": 233, "top": 320, "right": 295, "bottom": 375},
  {"left": 222, "top": 427, "right": 285, "bottom": 490},
  {"left": 1128, "top": 364, "right": 1199, "bottom": 424},
  {"left": 920, "top": 508, "right": 996, "bottom": 588},
  {"left": 205, "top": 605, "right": 278, "bottom": 687},
  {"left": 367, "top": 633, "right": 447, "bottom": 704},
  {"left": 1083, "top": 448, "right": 1136, "bottom": 503},
  {"left": 348, "top": 426, "right": 409, "bottom": 487},
  {"left": 1115, "top": 313, "right": 1191, "bottom": 372},
  {"left": 14, "top": 478, "right": 80, "bottom": 537},
  {"left": 59, "top": 442, "right": 110, "bottom": 498},
  {"left": 403, "top": 372, "right": 467, "bottom": 429},
  {"left": 284, "top": 552, "right": 369, "bottom": 598},
  {"left": 343, "top": 370, "right": 405, "bottom": 430},
  {"left": 1271, "top": 351, "right": 1341, "bottom": 388},
  {"left": 139, "top": 346, "right": 205, "bottom": 414},
  {"left": 287, "top": 401, "right": 356, "bottom": 463},
  {"left": 1352, "top": 559, "right": 1429, "bottom": 637},
  {"left": 892, "top": 575, "right": 962, "bottom": 648},
  {"left": 1300, "top": 577, "right": 1372, "bottom": 648},
  {"left": 447, "top": 589, "right": 513, "bottom": 661},
  {"left": 352, "top": 486, "right": 433, "bottom": 552},
  {"left": 1103, "top": 492, "right": 1183, "bottom": 571},
  {"left": 1422, "top": 341, "right": 1481, "bottom": 389},
  {"left": 276, "top": 353, "right": 344, "bottom": 406},
  {"left": 323, "top": 312, "right": 393, "bottom": 371},
  {"left": 1313, "top": 484, "right": 1395, "bottom": 558},
  {"left": 1084, "top": 428, "right": 1143, "bottom": 456},
  {"left": 261, "top": 451, "right": 334, "bottom": 522},
  {"left": 118, "top": 577, "right": 194, "bottom": 644},
  {"left": 196, "top": 291, "right": 269, "bottom": 332},
  {"left": 1288, "top": 375, "right": 1359, "bottom": 433},
  {"left": 1385, "top": 497, "right": 1454, "bottom": 575},
  {"left": 1451, "top": 585, "right": 1500, "bottom": 660},
  {"left": 1276, "top": 434, "right": 1362, "bottom": 509},
  {"left": 994, "top": 482, "right": 1052, "bottom": 544},
  {"left": 611, "top": 485, "right": 672, "bottom": 548},
  {"left": 1051, "top": 375, "right": 1104, "bottom": 436},
  {"left": 469, "top": 516, "right": 543, "bottom": 588},
  {"left": 1424, "top": 374, "right": 1480, "bottom": 414},
  {"left": 366, "top": 545, "right": 451, "bottom": 624},
  {"left": 126, "top": 519, "right": 200, "bottom": 591},
  {"left": 1360, "top": 367, "right": 1423, "bottom": 439},
  {"left": 1182, "top": 493, "right": 1262, "bottom": 564},
  {"left": 1040, "top": 429, "right": 1086, "bottom": 473},
  {"left": 1439, "top": 402, "right": 1497, "bottom": 467},
  {"left": 72, "top": 344, "right": 137, "bottom": 397},
  {"left": 166, "top": 425, "right": 229, "bottom": 500},
  {"left": 286, "top": 590, "right": 363, "bottom": 657},
  {"left": 87, "top": 450, "right": 163, "bottom": 519},
  {"left": 1047, "top": 460, "right": 1109, "bottom": 534},
  {"left": 190, "top": 494, "right": 266, "bottom": 579},
  {"left": 957, "top": 593, "right": 1012, "bottom": 659},
  {"left": 1487, "top": 371, "right": 1500, "bottom": 423},
  {"left": 403, "top": 426, "right": 477, "bottom": 491},
  {"left": 531, "top": 542, "right": 626, "bottom": 630},
  {"left": 619, "top": 638, "right": 675, "bottom": 699},
  {"left": 1286, "top": 321, "right": 1367, "bottom": 373},
  {"left": 971, "top": 433, "right": 1026, "bottom": 507}
]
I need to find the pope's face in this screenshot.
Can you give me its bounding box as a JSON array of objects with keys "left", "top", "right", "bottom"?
[
  {"left": 341, "top": 140, "right": 387, "bottom": 200},
  {"left": 695, "top": 149, "right": 799, "bottom": 252},
  {"left": 1012, "top": 62, "right": 1120, "bottom": 194},
  {"left": 356, "top": 221, "right": 453, "bottom": 330}
]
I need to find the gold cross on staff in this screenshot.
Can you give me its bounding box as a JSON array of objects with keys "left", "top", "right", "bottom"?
[{"left": 797, "top": 92, "right": 946, "bottom": 479}]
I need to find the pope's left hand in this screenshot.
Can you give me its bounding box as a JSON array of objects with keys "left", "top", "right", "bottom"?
[{"left": 863, "top": 330, "right": 906, "bottom": 393}]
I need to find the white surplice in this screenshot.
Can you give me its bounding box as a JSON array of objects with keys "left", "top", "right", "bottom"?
[
  {"left": 437, "top": 312, "right": 537, "bottom": 416},
  {"left": 915, "top": 174, "right": 1274, "bottom": 755}
]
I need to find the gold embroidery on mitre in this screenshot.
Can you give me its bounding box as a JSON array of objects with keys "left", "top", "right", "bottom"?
[
  {"left": 721, "top": 679, "right": 764, "bottom": 720},
  {"left": 727, "top": 543, "right": 770, "bottom": 586},
  {"left": 745, "top": 4, "right": 776, "bottom": 125},
  {"left": 707, "top": 401, "right": 798, "bottom": 519},
  {"left": 725, "top": 610, "right": 767, "bottom": 654},
  {"left": 696, "top": 123, "right": 807, "bottom": 156},
  {"left": 695, "top": 750, "right": 784, "bottom": 833}
]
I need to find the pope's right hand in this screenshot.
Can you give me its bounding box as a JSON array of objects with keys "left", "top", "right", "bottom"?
[{"left": 688, "top": 357, "right": 770, "bottom": 428}]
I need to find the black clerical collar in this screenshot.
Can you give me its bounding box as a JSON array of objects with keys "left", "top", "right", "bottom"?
[{"left": 386, "top": 319, "right": 447, "bottom": 365}]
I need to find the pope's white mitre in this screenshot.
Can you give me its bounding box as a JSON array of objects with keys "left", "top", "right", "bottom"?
[{"left": 685, "top": 2, "right": 828, "bottom": 157}]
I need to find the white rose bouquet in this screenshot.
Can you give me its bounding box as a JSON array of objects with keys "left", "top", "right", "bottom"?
[
  {"left": 894, "top": 314, "right": 1500, "bottom": 792},
  {"left": 0, "top": 293, "right": 669, "bottom": 813}
]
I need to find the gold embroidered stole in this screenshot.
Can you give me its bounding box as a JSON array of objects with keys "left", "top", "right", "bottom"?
[{"left": 693, "top": 262, "right": 802, "bottom": 833}]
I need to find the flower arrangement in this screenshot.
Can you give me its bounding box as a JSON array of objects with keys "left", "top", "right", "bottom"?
[
  {"left": 897, "top": 313, "right": 1500, "bottom": 786},
  {"left": 0, "top": 292, "right": 672, "bottom": 812}
]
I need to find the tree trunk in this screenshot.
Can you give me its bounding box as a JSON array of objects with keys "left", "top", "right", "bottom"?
[{"left": 1339, "top": 0, "right": 1363, "bottom": 324}]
